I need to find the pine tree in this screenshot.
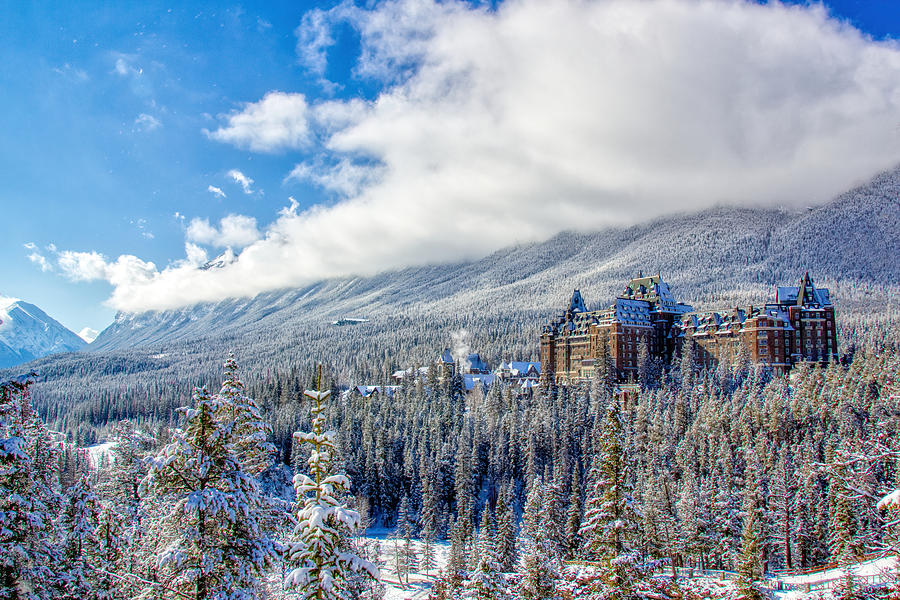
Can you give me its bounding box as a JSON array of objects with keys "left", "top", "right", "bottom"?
[
  {"left": 543, "top": 474, "right": 566, "bottom": 559},
  {"left": 828, "top": 474, "right": 863, "bottom": 599},
  {"left": 391, "top": 495, "right": 416, "bottom": 585},
  {"left": 578, "top": 403, "right": 641, "bottom": 593},
  {"left": 94, "top": 503, "right": 125, "bottom": 599},
  {"left": 494, "top": 483, "right": 517, "bottom": 572},
  {"left": 736, "top": 491, "right": 763, "bottom": 600},
  {"left": 99, "top": 420, "right": 156, "bottom": 582},
  {"left": 58, "top": 475, "right": 100, "bottom": 600},
  {"left": 284, "top": 379, "right": 379, "bottom": 599},
  {"left": 140, "top": 385, "right": 276, "bottom": 600},
  {"left": 463, "top": 509, "right": 507, "bottom": 600},
  {"left": 517, "top": 480, "right": 559, "bottom": 600},
  {"left": 420, "top": 473, "right": 439, "bottom": 575},
  {"left": 212, "top": 354, "right": 276, "bottom": 476},
  {"left": 0, "top": 378, "right": 61, "bottom": 599},
  {"left": 565, "top": 465, "right": 583, "bottom": 559}
]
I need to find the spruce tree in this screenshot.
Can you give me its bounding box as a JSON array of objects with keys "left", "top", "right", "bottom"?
[
  {"left": 420, "top": 473, "right": 439, "bottom": 575},
  {"left": 212, "top": 354, "right": 276, "bottom": 476},
  {"left": 0, "top": 378, "right": 61, "bottom": 599},
  {"left": 736, "top": 491, "right": 763, "bottom": 600},
  {"left": 58, "top": 475, "right": 100, "bottom": 600},
  {"left": 94, "top": 503, "right": 125, "bottom": 599},
  {"left": 463, "top": 508, "right": 507, "bottom": 600},
  {"left": 578, "top": 403, "right": 641, "bottom": 593},
  {"left": 284, "top": 379, "right": 379, "bottom": 599},
  {"left": 565, "top": 465, "right": 583, "bottom": 559},
  {"left": 494, "top": 483, "right": 517, "bottom": 572},
  {"left": 140, "top": 385, "right": 276, "bottom": 600},
  {"left": 517, "top": 480, "right": 559, "bottom": 600}
]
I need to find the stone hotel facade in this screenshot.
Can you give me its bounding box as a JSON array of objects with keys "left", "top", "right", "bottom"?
[{"left": 540, "top": 272, "right": 837, "bottom": 385}]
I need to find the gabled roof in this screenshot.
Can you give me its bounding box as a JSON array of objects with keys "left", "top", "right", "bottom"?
[
  {"left": 569, "top": 289, "right": 587, "bottom": 313},
  {"left": 775, "top": 273, "right": 831, "bottom": 307},
  {"left": 497, "top": 361, "right": 541, "bottom": 377}
]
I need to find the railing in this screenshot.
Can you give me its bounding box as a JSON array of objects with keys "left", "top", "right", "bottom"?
[{"left": 653, "top": 559, "right": 897, "bottom": 593}]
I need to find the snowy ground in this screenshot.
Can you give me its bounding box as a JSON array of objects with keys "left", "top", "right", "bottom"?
[
  {"left": 362, "top": 529, "right": 450, "bottom": 600},
  {"left": 774, "top": 555, "right": 897, "bottom": 595},
  {"left": 85, "top": 440, "right": 116, "bottom": 469}
]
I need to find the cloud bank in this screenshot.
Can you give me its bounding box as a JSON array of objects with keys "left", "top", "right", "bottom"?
[{"left": 63, "top": 0, "right": 900, "bottom": 312}]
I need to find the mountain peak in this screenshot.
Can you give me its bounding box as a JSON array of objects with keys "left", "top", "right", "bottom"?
[{"left": 0, "top": 298, "right": 86, "bottom": 369}]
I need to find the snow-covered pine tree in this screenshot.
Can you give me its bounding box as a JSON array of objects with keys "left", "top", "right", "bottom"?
[
  {"left": 565, "top": 463, "right": 583, "bottom": 559},
  {"left": 390, "top": 494, "right": 416, "bottom": 585},
  {"left": 140, "top": 385, "right": 276, "bottom": 600},
  {"left": 212, "top": 354, "right": 276, "bottom": 477},
  {"left": 99, "top": 420, "right": 157, "bottom": 582},
  {"left": 462, "top": 508, "right": 507, "bottom": 600},
  {"left": 521, "top": 475, "right": 542, "bottom": 543},
  {"left": 0, "top": 377, "right": 61, "bottom": 599},
  {"left": 455, "top": 425, "right": 475, "bottom": 552},
  {"left": 420, "top": 472, "right": 439, "bottom": 575},
  {"left": 516, "top": 479, "right": 559, "bottom": 600},
  {"left": 284, "top": 376, "right": 379, "bottom": 599},
  {"left": 543, "top": 473, "right": 566, "bottom": 559},
  {"left": 578, "top": 402, "right": 641, "bottom": 593},
  {"left": 58, "top": 475, "right": 100, "bottom": 600},
  {"left": 828, "top": 472, "right": 864, "bottom": 599},
  {"left": 94, "top": 503, "right": 125, "bottom": 599},
  {"left": 494, "top": 483, "right": 517, "bottom": 572},
  {"left": 735, "top": 489, "right": 763, "bottom": 600}
]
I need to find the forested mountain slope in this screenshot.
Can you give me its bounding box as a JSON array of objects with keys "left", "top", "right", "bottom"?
[{"left": 6, "top": 166, "right": 899, "bottom": 429}]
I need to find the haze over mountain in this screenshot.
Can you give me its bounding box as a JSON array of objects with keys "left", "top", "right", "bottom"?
[{"left": 0, "top": 297, "right": 86, "bottom": 369}]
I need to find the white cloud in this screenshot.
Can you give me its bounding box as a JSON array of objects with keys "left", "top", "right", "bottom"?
[
  {"left": 74, "top": 0, "right": 900, "bottom": 312},
  {"left": 227, "top": 169, "right": 255, "bottom": 194},
  {"left": 207, "top": 185, "right": 227, "bottom": 199},
  {"left": 287, "top": 158, "right": 386, "bottom": 197},
  {"left": 113, "top": 56, "right": 142, "bottom": 77},
  {"left": 207, "top": 92, "right": 311, "bottom": 152},
  {"left": 27, "top": 253, "right": 52, "bottom": 272},
  {"left": 77, "top": 327, "right": 99, "bottom": 343},
  {"left": 57, "top": 251, "right": 157, "bottom": 289},
  {"left": 186, "top": 214, "right": 261, "bottom": 249},
  {"left": 183, "top": 242, "right": 209, "bottom": 266},
  {"left": 134, "top": 113, "right": 161, "bottom": 131},
  {"left": 58, "top": 251, "right": 116, "bottom": 282},
  {"left": 24, "top": 242, "right": 53, "bottom": 272}
]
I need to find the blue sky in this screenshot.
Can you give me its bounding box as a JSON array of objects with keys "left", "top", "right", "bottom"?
[{"left": 2, "top": 0, "right": 899, "bottom": 339}]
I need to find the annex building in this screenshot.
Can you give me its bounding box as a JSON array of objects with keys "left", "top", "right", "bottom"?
[{"left": 540, "top": 272, "right": 837, "bottom": 385}]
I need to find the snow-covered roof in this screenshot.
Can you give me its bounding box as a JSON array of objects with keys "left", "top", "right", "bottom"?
[
  {"left": 775, "top": 273, "right": 831, "bottom": 307},
  {"left": 463, "top": 373, "right": 495, "bottom": 391},
  {"left": 392, "top": 367, "right": 430, "bottom": 380},
  {"left": 568, "top": 289, "right": 587, "bottom": 313},
  {"left": 497, "top": 361, "right": 540, "bottom": 377},
  {"left": 611, "top": 298, "right": 652, "bottom": 326},
  {"left": 353, "top": 385, "right": 400, "bottom": 398},
  {"left": 439, "top": 349, "right": 454, "bottom": 364}
]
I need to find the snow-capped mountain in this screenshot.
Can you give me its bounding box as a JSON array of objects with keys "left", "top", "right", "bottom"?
[{"left": 0, "top": 298, "right": 86, "bottom": 369}]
